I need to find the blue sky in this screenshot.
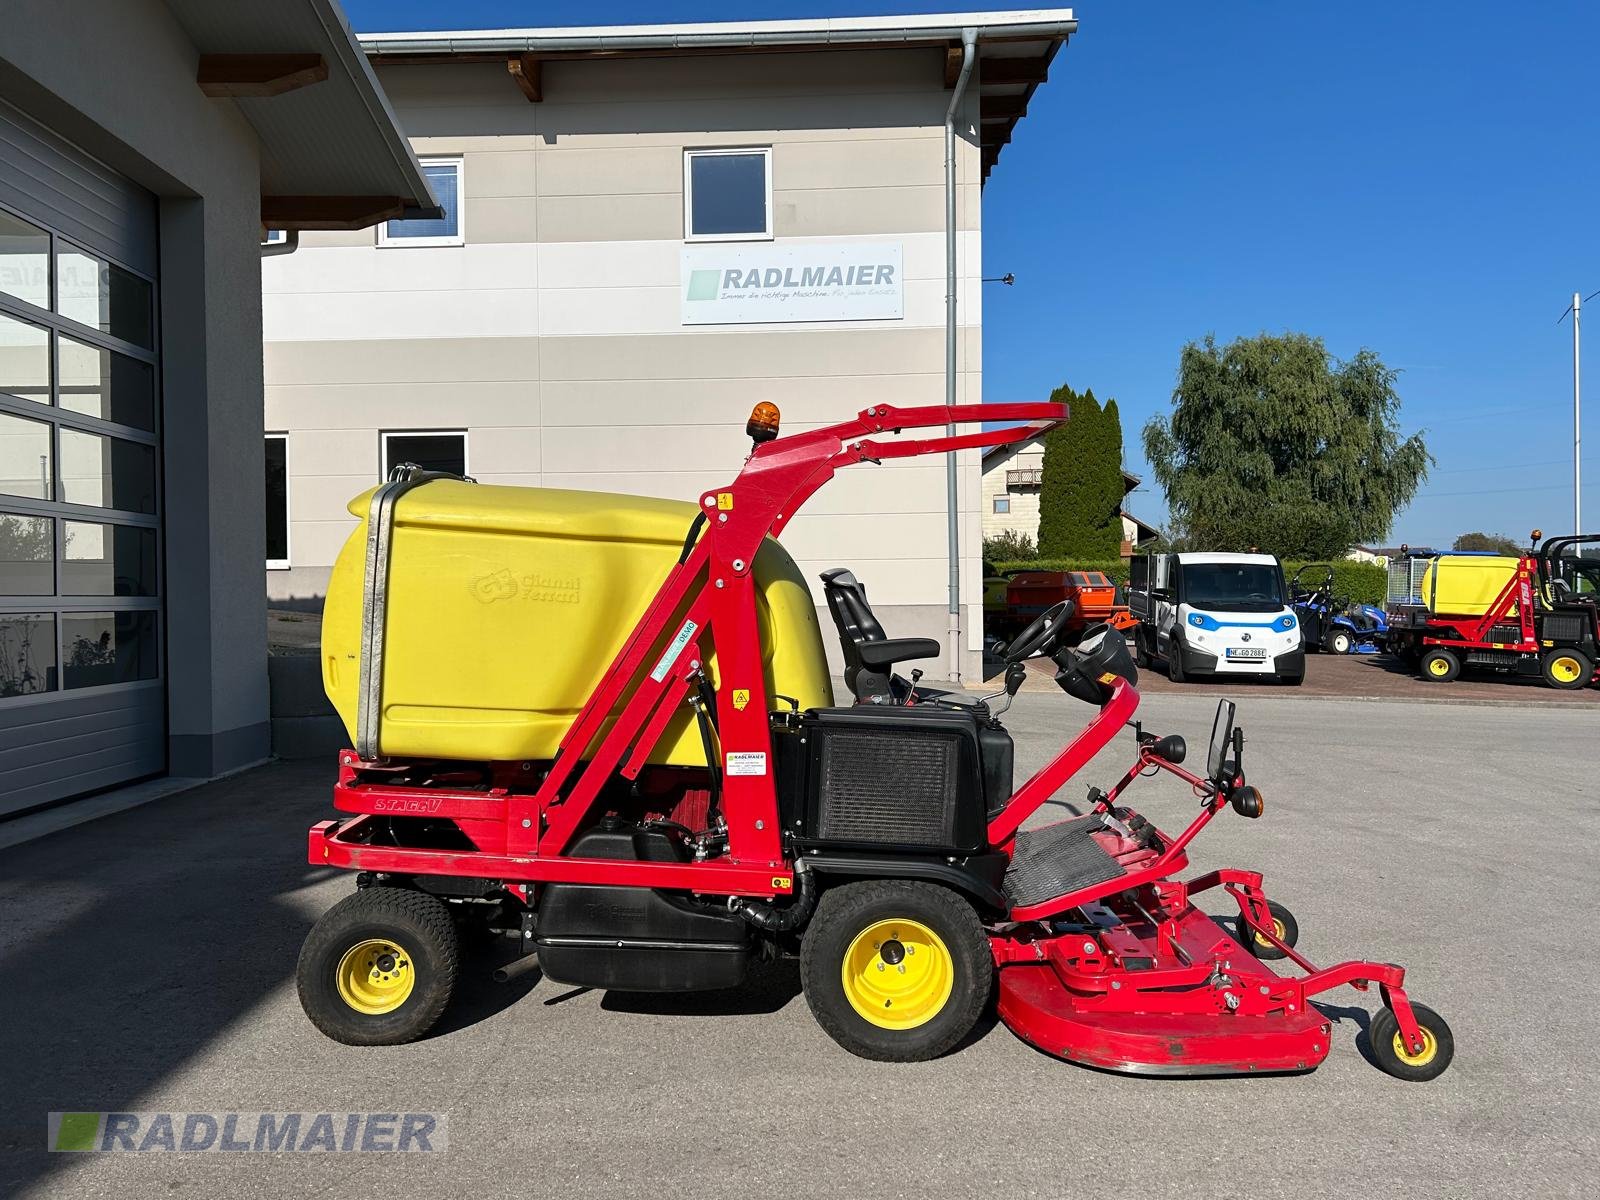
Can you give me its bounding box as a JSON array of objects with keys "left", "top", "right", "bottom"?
[{"left": 346, "top": 1, "right": 1600, "bottom": 548}]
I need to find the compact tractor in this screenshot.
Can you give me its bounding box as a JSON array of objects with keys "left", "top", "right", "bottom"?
[
  {"left": 297, "top": 401, "right": 1453, "bottom": 1081},
  {"left": 1290, "top": 564, "right": 1387, "bottom": 655}
]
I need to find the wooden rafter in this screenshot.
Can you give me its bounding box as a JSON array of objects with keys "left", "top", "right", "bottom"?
[
  {"left": 980, "top": 94, "right": 1028, "bottom": 122},
  {"left": 198, "top": 54, "right": 328, "bottom": 98},
  {"left": 943, "top": 46, "right": 965, "bottom": 88},
  {"left": 978, "top": 57, "right": 1050, "bottom": 86},
  {"left": 260, "top": 195, "right": 407, "bottom": 231},
  {"left": 507, "top": 53, "right": 543, "bottom": 102}
]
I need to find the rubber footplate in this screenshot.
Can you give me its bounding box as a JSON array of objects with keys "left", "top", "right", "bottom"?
[{"left": 1004, "top": 816, "right": 1124, "bottom": 909}]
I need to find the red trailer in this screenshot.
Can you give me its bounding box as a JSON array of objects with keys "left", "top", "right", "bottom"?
[{"left": 995, "top": 569, "right": 1137, "bottom": 644}]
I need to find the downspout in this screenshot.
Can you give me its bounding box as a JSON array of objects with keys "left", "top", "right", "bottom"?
[
  {"left": 943, "top": 30, "right": 977, "bottom": 682},
  {"left": 260, "top": 229, "right": 299, "bottom": 258}
]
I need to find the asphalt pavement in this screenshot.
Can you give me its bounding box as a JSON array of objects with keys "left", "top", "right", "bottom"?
[{"left": 1, "top": 688, "right": 1594, "bottom": 1199}]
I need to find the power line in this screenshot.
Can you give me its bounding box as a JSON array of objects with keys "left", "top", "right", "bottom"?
[
  {"left": 1412, "top": 481, "right": 1592, "bottom": 500},
  {"left": 1429, "top": 456, "right": 1596, "bottom": 475},
  {"left": 1557, "top": 289, "right": 1600, "bottom": 325}
]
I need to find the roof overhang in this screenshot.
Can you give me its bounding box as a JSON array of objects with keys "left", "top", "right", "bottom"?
[
  {"left": 358, "top": 9, "right": 1077, "bottom": 181},
  {"left": 164, "top": 0, "right": 439, "bottom": 230}
]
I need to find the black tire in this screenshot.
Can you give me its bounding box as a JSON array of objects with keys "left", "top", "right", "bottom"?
[
  {"left": 1540, "top": 647, "right": 1593, "bottom": 690},
  {"left": 1133, "top": 627, "right": 1151, "bottom": 669},
  {"left": 297, "top": 886, "right": 460, "bottom": 1046},
  {"left": 1419, "top": 647, "right": 1460, "bottom": 683},
  {"left": 1326, "top": 629, "right": 1353, "bottom": 655},
  {"left": 1281, "top": 672, "right": 1305, "bottom": 687},
  {"left": 1369, "top": 1002, "right": 1454, "bottom": 1082},
  {"left": 1243, "top": 899, "right": 1299, "bottom": 960},
  {"left": 1166, "top": 638, "right": 1187, "bottom": 683},
  {"left": 799, "top": 880, "right": 991, "bottom": 1062}
]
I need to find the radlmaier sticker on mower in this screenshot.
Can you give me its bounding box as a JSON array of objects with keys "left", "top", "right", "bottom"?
[
  {"left": 649, "top": 620, "right": 698, "bottom": 681},
  {"left": 725, "top": 751, "right": 767, "bottom": 776}
]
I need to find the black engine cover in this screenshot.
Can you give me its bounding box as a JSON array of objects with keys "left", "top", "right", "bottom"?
[
  {"left": 535, "top": 824, "right": 752, "bottom": 992},
  {"left": 778, "top": 705, "right": 1003, "bottom": 855}
]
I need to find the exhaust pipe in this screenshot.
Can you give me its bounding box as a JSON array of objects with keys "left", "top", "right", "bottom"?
[{"left": 493, "top": 953, "right": 542, "bottom": 984}]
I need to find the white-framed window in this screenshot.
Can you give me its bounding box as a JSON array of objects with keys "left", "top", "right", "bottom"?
[
  {"left": 683, "top": 147, "right": 772, "bottom": 242},
  {"left": 993, "top": 496, "right": 1011, "bottom": 514},
  {"left": 378, "top": 158, "right": 465, "bottom": 247},
  {"left": 381, "top": 430, "right": 468, "bottom": 480},
  {"left": 265, "top": 433, "right": 290, "bottom": 569}
]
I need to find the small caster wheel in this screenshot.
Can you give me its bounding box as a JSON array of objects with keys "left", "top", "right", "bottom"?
[
  {"left": 297, "top": 886, "right": 460, "bottom": 1045},
  {"left": 1369, "top": 1002, "right": 1454, "bottom": 1082},
  {"left": 1243, "top": 899, "right": 1298, "bottom": 960}
]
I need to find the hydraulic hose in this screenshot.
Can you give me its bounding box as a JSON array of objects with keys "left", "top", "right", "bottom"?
[{"left": 734, "top": 864, "right": 816, "bottom": 933}]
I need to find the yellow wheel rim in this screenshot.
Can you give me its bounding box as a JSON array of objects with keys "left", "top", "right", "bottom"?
[
  {"left": 841, "top": 919, "right": 954, "bottom": 1031},
  {"left": 1426, "top": 656, "right": 1451, "bottom": 677},
  {"left": 1392, "top": 1025, "right": 1438, "bottom": 1067},
  {"left": 1254, "top": 917, "right": 1287, "bottom": 947},
  {"left": 1549, "top": 655, "right": 1583, "bottom": 684},
  {"left": 335, "top": 938, "right": 415, "bottom": 1015}
]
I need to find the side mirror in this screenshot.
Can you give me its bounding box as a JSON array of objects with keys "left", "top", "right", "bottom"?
[{"left": 1206, "top": 699, "right": 1237, "bottom": 782}]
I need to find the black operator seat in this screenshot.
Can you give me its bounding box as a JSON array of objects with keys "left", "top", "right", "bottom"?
[{"left": 820, "top": 568, "right": 941, "bottom": 703}]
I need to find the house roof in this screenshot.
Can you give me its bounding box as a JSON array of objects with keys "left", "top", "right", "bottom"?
[
  {"left": 165, "top": 0, "right": 439, "bottom": 229},
  {"left": 980, "top": 422, "right": 1142, "bottom": 491},
  {"left": 358, "top": 9, "right": 1078, "bottom": 180}
]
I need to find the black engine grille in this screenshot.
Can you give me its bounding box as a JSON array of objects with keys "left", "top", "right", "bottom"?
[
  {"left": 815, "top": 728, "right": 959, "bottom": 847},
  {"left": 1542, "top": 613, "right": 1588, "bottom": 643}
]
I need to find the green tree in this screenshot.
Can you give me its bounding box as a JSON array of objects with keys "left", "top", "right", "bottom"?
[
  {"left": 1039, "top": 384, "right": 1126, "bottom": 558},
  {"left": 1453, "top": 531, "right": 1525, "bottom": 555},
  {"left": 1142, "top": 332, "right": 1431, "bottom": 559}
]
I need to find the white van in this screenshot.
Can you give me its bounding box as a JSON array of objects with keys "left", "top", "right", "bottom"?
[{"left": 1126, "top": 552, "right": 1303, "bottom": 684}]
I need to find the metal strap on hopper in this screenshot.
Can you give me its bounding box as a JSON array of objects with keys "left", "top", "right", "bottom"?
[{"left": 356, "top": 464, "right": 476, "bottom": 761}]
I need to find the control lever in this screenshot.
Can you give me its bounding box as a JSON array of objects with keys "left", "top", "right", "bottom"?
[{"left": 978, "top": 660, "right": 1029, "bottom": 718}]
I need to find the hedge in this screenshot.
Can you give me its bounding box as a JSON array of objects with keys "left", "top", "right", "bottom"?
[{"left": 990, "top": 558, "right": 1387, "bottom": 606}]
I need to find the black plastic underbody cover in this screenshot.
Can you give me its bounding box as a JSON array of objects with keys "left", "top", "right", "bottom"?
[{"left": 535, "top": 824, "right": 752, "bottom": 992}]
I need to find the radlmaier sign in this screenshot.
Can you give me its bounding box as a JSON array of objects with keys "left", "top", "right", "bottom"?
[{"left": 681, "top": 242, "right": 903, "bottom": 325}]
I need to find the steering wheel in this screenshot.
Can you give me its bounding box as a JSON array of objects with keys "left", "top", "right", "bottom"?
[{"left": 1005, "top": 599, "right": 1075, "bottom": 662}]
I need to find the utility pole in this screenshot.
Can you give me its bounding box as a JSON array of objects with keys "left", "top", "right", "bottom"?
[{"left": 1574, "top": 291, "right": 1582, "bottom": 537}]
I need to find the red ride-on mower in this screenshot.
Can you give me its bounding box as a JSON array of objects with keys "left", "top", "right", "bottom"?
[{"left": 297, "top": 401, "right": 1453, "bottom": 1081}]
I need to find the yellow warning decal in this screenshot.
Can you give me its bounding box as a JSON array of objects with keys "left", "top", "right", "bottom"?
[
  {"left": 717, "top": 492, "right": 735, "bottom": 511},
  {"left": 732, "top": 688, "right": 751, "bottom": 710},
  {"left": 771, "top": 876, "right": 792, "bottom": 890}
]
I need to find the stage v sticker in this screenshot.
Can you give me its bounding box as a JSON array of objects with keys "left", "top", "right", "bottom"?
[{"left": 725, "top": 751, "right": 768, "bottom": 777}]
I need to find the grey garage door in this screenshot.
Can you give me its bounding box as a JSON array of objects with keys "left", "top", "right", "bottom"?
[{"left": 0, "top": 99, "right": 164, "bottom": 817}]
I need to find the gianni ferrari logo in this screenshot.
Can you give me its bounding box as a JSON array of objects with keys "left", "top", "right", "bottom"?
[{"left": 471, "top": 568, "right": 580, "bottom": 606}]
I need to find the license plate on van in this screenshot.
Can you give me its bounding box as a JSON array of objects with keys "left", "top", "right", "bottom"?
[{"left": 1225, "top": 647, "right": 1267, "bottom": 660}]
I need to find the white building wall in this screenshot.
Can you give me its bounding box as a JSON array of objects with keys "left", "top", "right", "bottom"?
[{"left": 263, "top": 49, "right": 987, "bottom": 677}]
